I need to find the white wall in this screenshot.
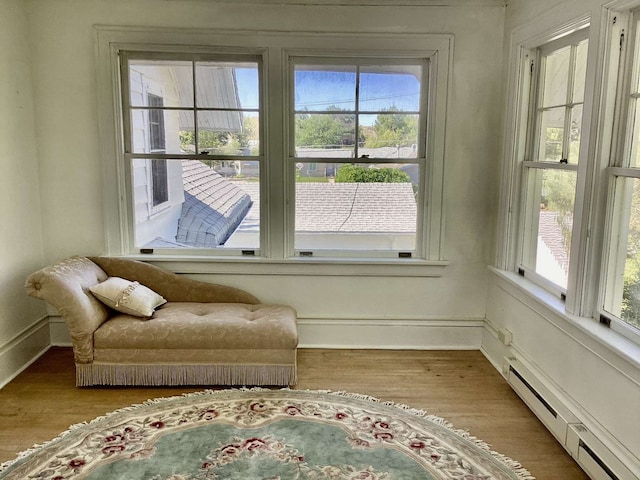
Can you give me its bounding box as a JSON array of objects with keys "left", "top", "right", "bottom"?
[
  {"left": 0, "top": 0, "right": 49, "bottom": 387},
  {"left": 485, "top": 0, "right": 640, "bottom": 474},
  {"left": 25, "top": 0, "right": 505, "bottom": 338}
]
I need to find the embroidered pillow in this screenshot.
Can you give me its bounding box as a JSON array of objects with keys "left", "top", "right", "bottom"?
[{"left": 89, "top": 277, "right": 166, "bottom": 317}]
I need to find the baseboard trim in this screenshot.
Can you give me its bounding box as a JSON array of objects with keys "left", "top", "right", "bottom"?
[
  {"left": 0, "top": 316, "right": 51, "bottom": 389},
  {"left": 298, "top": 316, "right": 484, "bottom": 349}
]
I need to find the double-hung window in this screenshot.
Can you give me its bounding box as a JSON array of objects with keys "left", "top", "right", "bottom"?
[
  {"left": 518, "top": 29, "right": 589, "bottom": 293},
  {"left": 602, "top": 9, "right": 640, "bottom": 339},
  {"left": 290, "top": 59, "right": 427, "bottom": 256},
  {"left": 121, "top": 53, "right": 262, "bottom": 252},
  {"left": 99, "top": 29, "right": 450, "bottom": 267}
]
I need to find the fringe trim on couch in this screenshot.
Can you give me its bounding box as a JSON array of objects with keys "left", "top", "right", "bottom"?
[{"left": 75, "top": 363, "right": 297, "bottom": 387}]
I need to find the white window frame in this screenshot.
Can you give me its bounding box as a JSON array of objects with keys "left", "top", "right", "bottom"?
[
  {"left": 120, "top": 49, "right": 265, "bottom": 255},
  {"left": 95, "top": 26, "right": 452, "bottom": 276},
  {"left": 495, "top": 12, "right": 593, "bottom": 312},
  {"left": 599, "top": 7, "right": 640, "bottom": 344},
  {"left": 498, "top": 3, "right": 640, "bottom": 348},
  {"left": 516, "top": 28, "right": 589, "bottom": 298},
  {"left": 287, "top": 55, "right": 429, "bottom": 259}
]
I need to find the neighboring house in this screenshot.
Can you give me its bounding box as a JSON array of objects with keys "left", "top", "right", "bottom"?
[
  {"left": 295, "top": 146, "right": 418, "bottom": 180},
  {"left": 130, "top": 62, "right": 243, "bottom": 249}
]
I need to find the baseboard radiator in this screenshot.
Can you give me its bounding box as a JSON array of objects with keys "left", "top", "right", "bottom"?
[{"left": 505, "top": 358, "right": 638, "bottom": 480}]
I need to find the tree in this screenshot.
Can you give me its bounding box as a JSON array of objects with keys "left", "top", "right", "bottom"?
[
  {"left": 622, "top": 181, "right": 640, "bottom": 328},
  {"left": 335, "top": 164, "right": 411, "bottom": 183},
  {"left": 366, "top": 107, "right": 418, "bottom": 148},
  {"left": 295, "top": 106, "right": 354, "bottom": 148}
]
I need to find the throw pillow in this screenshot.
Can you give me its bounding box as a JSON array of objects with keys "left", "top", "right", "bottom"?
[{"left": 89, "top": 277, "right": 166, "bottom": 317}]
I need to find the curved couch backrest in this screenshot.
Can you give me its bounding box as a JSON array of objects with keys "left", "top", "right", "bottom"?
[
  {"left": 24, "top": 256, "right": 110, "bottom": 364},
  {"left": 88, "top": 256, "right": 260, "bottom": 304}
]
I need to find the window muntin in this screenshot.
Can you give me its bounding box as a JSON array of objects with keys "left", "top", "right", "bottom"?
[
  {"left": 519, "top": 30, "right": 588, "bottom": 291},
  {"left": 291, "top": 59, "right": 426, "bottom": 255},
  {"left": 122, "top": 53, "right": 262, "bottom": 253},
  {"left": 128, "top": 58, "right": 260, "bottom": 157},
  {"left": 292, "top": 62, "right": 423, "bottom": 160}
]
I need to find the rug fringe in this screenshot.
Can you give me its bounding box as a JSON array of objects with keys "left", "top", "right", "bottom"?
[{"left": 1, "top": 387, "right": 535, "bottom": 480}]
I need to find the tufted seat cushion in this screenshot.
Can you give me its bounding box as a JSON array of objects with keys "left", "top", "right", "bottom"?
[{"left": 94, "top": 303, "right": 298, "bottom": 350}]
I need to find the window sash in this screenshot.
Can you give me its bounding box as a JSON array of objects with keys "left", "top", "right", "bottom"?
[
  {"left": 288, "top": 56, "right": 429, "bottom": 256},
  {"left": 601, "top": 12, "right": 640, "bottom": 338},
  {"left": 120, "top": 52, "right": 264, "bottom": 255},
  {"left": 518, "top": 30, "right": 588, "bottom": 292}
]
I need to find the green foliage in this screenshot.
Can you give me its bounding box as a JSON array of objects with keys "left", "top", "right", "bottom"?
[
  {"left": 622, "top": 181, "right": 640, "bottom": 328},
  {"left": 295, "top": 106, "right": 355, "bottom": 148},
  {"left": 294, "top": 106, "right": 416, "bottom": 149},
  {"left": 335, "top": 164, "right": 411, "bottom": 183},
  {"left": 180, "top": 116, "right": 258, "bottom": 154},
  {"left": 366, "top": 107, "right": 418, "bottom": 148}
]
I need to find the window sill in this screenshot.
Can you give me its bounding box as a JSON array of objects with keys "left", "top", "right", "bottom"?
[
  {"left": 489, "top": 266, "right": 640, "bottom": 374},
  {"left": 121, "top": 254, "right": 450, "bottom": 277}
]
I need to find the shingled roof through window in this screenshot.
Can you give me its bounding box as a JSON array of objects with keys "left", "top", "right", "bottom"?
[{"left": 176, "top": 161, "right": 252, "bottom": 248}]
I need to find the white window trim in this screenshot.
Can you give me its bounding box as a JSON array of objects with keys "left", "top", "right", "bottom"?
[
  {"left": 95, "top": 26, "right": 452, "bottom": 276},
  {"left": 598, "top": 6, "right": 640, "bottom": 344},
  {"left": 498, "top": 0, "right": 640, "bottom": 348},
  {"left": 497, "top": 13, "right": 593, "bottom": 314},
  {"left": 286, "top": 55, "right": 429, "bottom": 259}
]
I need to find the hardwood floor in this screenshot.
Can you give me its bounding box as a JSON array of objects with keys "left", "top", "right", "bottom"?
[{"left": 0, "top": 347, "right": 588, "bottom": 479}]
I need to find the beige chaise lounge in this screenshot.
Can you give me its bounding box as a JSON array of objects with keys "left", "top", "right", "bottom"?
[{"left": 25, "top": 256, "right": 298, "bottom": 387}]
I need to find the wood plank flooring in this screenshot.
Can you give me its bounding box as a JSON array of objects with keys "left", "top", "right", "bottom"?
[{"left": 0, "top": 347, "right": 588, "bottom": 479}]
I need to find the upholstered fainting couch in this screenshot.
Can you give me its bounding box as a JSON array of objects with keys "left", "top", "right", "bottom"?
[{"left": 25, "top": 256, "right": 298, "bottom": 387}]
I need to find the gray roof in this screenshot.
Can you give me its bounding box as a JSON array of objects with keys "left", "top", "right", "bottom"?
[
  {"left": 176, "top": 161, "right": 252, "bottom": 247},
  {"left": 295, "top": 182, "right": 416, "bottom": 233},
  {"left": 229, "top": 180, "right": 417, "bottom": 234},
  {"left": 538, "top": 210, "right": 572, "bottom": 274}
]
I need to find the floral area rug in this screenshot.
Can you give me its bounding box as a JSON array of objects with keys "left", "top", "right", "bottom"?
[{"left": 0, "top": 389, "right": 534, "bottom": 479}]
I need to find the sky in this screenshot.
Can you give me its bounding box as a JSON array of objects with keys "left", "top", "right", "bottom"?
[{"left": 234, "top": 66, "right": 422, "bottom": 126}]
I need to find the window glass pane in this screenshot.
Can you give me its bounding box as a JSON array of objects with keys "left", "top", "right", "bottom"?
[
  {"left": 359, "top": 65, "right": 421, "bottom": 111},
  {"left": 634, "top": 21, "right": 640, "bottom": 94},
  {"left": 604, "top": 177, "right": 640, "bottom": 330},
  {"left": 129, "top": 60, "right": 193, "bottom": 108},
  {"left": 541, "top": 46, "right": 570, "bottom": 108},
  {"left": 131, "top": 159, "right": 259, "bottom": 250},
  {"left": 537, "top": 107, "right": 565, "bottom": 161},
  {"left": 295, "top": 113, "right": 356, "bottom": 157},
  {"left": 294, "top": 66, "right": 356, "bottom": 111},
  {"left": 360, "top": 113, "right": 419, "bottom": 158},
  {"left": 195, "top": 62, "right": 259, "bottom": 109},
  {"left": 294, "top": 163, "right": 417, "bottom": 251},
  {"left": 523, "top": 168, "right": 576, "bottom": 289},
  {"left": 573, "top": 41, "right": 588, "bottom": 103},
  {"left": 568, "top": 104, "right": 583, "bottom": 164},
  {"left": 629, "top": 99, "right": 640, "bottom": 168},
  {"left": 197, "top": 112, "right": 259, "bottom": 156},
  {"left": 132, "top": 109, "right": 193, "bottom": 155}
]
